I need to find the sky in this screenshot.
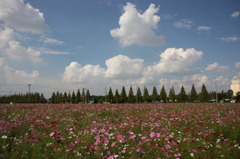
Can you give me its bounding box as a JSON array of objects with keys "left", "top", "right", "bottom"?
[{"left": 0, "top": 0, "right": 240, "bottom": 97}]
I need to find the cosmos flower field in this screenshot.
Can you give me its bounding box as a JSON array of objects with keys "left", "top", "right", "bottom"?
[{"left": 0, "top": 103, "right": 239, "bottom": 159}]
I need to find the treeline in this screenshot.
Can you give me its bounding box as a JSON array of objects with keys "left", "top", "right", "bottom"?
[
  {"left": 104, "top": 84, "right": 234, "bottom": 103},
  {"left": 0, "top": 93, "right": 46, "bottom": 103},
  {"left": 0, "top": 84, "right": 238, "bottom": 104},
  {"left": 50, "top": 89, "right": 90, "bottom": 104}
]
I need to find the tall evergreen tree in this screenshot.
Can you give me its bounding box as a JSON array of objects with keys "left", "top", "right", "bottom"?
[
  {"left": 56, "top": 91, "right": 60, "bottom": 103},
  {"left": 63, "top": 92, "right": 68, "bottom": 103},
  {"left": 72, "top": 91, "right": 76, "bottom": 103},
  {"left": 76, "top": 89, "right": 81, "bottom": 103},
  {"left": 82, "top": 89, "right": 85, "bottom": 103},
  {"left": 136, "top": 87, "right": 142, "bottom": 103},
  {"left": 128, "top": 86, "right": 135, "bottom": 103},
  {"left": 86, "top": 89, "right": 90, "bottom": 103},
  {"left": 143, "top": 87, "right": 150, "bottom": 103},
  {"left": 159, "top": 85, "right": 167, "bottom": 102},
  {"left": 168, "top": 86, "right": 176, "bottom": 102},
  {"left": 189, "top": 84, "right": 198, "bottom": 102},
  {"left": 51, "top": 92, "right": 56, "bottom": 103},
  {"left": 120, "top": 86, "right": 127, "bottom": 103},
  {"left": 67, "top": 91, "right": 71, "bottom": 103},
  {"left": 199, "top": 84, "right": 209, "bottom": 102},
  {"left": 178, "top": 85, "right": 187, "bottom": 102},
  {"left": 107, "top": 87, "right": 114, "bottom": 102},
  {"left": 115, "top": 89, "right": 119, "bottom": 103},
  {"left": 151, "top": 86, "right": 158, "bottom": 103}
]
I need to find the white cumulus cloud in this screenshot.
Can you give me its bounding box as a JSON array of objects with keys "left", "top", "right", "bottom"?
[
  {"left": 0, "top": 0, "right": 49, "bottom": 34},
  {"left": 145, "top": 48, "right": 203, "bottom": 75},
  {"left": 105, "top": 54, "right": 144, "bottom": 79},
  {"left": 205, "top": 62, "right": 229, "bottom": 72},
  {"left": 0, "top": 28, "right": 43, "bottom": 64},
  {"left": 0, "top": 57, "right": 39, "bottom": 84},
  {"left": 62, "top": 62, "right": 105, "bottom": 83},
  {"left": 110, "top": 3, "right": 165, "bottom": 47}
]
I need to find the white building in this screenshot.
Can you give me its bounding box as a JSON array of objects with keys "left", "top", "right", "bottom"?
[{"left": 231, "top": 77, "right": 240, "bottom": 96}]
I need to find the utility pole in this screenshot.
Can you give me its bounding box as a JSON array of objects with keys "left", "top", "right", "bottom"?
[
  {"left": 27, "top": 84, "right": 32, "bottom": 103},
  {"left": 105, "top": 86, "right": 107, "bottom": 102},
  {"left": 215, "top": 79, "right": 218, "bottom": 104}
]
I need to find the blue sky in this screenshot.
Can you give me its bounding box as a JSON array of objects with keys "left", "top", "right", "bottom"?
[{"left": 0, "top": 0, "right": 240, "bottom": 97}]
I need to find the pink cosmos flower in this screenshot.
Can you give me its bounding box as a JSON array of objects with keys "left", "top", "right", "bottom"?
[
  {"left": 56, "top": 147, "right": 61, "bottom": 151},
  {"left": 150, "top": 132, "right": 155, "bottom": 138},
  {"left": 117, "top": 135, "right": 124, "bottom": 140},
  {"left": 156, "top": 133, "right": 161, "bottom": 137},
  {"left": 141, "top": 136, "right": 147, "bottom": 140},
  {"left": 69, "top": 142, "right": 75, "bottom": 147},
  {"left": 111, "top": 142, "right": 116, "bottom": 147}
]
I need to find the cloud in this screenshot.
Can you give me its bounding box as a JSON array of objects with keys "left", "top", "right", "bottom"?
[
  {"left": 62, "top": 62, "right": 105, "bottom": 83},
  {"left": 0, "top": 28, "right": 43, "bottom": 64},
  {"left": 41, "top": 37, "right": 64, "bottom": 45},
  {"left": 62, "top": 48, "right": 203, "bottom": 89},
  {"left": 174, "top": 19, "right": 193, "bottom": 29},
  {"left": 0, "top": 0, "right": 49, "bottom": 34},
  {"left": 219, "top": 36, "right": 240, "bottom": 42},
  {"left": 235, "top": 62, "right": 240, "bottom": 69},
  {"left": 197, "top": 25, "right": 211, "bottom": 31},
  {"left": 105, "top": 54, "right": 144, "bottom": 79},
  {"left": 39, "top": 48, "right": 73, "bottom": 55},
  {"left": 205, "top": 62, "right": 229, "bottom": 72},
  {"left": 145, "top": 48, "right": 203, "bottom": 75},
  {"left": 0, "top": 57, "right": 39, "bottom": 84},
  {"left": 231, "top": 11, "right": 240, "bottom": 18},
  {"left": 110, "top": 3, "right": 165, "bottom": 47}
]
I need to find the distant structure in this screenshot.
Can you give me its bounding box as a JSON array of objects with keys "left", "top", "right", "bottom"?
[{"left": 231, "top": 77, "right": 240, "bottom": 96}]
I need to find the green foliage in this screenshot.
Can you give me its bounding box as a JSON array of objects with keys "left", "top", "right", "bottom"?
[
  {"left": 120, "top": 86, "right": 127, "bottom": 103},
  {"left": 115, "top": 89, "right": 120, "bottom": 103},
  {"left": 189, "top": 84, "right": 198, "bottom": 102},
  {"left": 168, "top": 86, "right": 176, "bottom": 102},
  {"left": 159, "top": 85, "right": 167, "bottom": 102},
  {"left": 151, "top": 86, "right": 158, "bottom": 103},
  {"left": 136, "top": 87, "right": 142, "bottom": 103},
  {"left": 107, "top": 87, "right": 114, "bottom": 102},
  {"left": 178, "top": 85, "right": 187, "bottom": 102},
  {"left": 128, "top": 86, "right": 135, "bottom": 103},
  {"left": 143, "top": 87, "right": 150, "bottom": 103},
  {"left": 199, "top": 84, "right": 209, "bottom": 102}
]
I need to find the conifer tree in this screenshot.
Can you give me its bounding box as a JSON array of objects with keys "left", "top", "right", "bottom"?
[
  {"left": 136, "top": 87, "right": 142, "bottom": 103},
  {"left": 51, "top": 92, "right": 56, "bottom": 103},
  {"left": 168, "top": 86, "right": 176, "bottom": 102},
  {"left": 86, "top": 89, "right": 90, "bottom": 103},
  {"left": 82, "top": 89, "right": 85, "bottom": 103},
  {"left": 143, "top": 86, "right": 150, "bottom": 103},
  {"left": 67, "top": 91, "right": 71, "bottom": 103},
  {"left": 120, "top": 86, "right": 127, "bottom": 103},
  {"left": 178, "top": 85, "right": 187, "bottom": 102},
  {"left": 107, "top": 87, "right": 114, "bottom": 102},
  {"left": 151, "top": 86, "right": 158, "bottom": 103},
  {"left": 199, "top": 84, "right": 209, "bottom": 102},
  {"left": 63, "top": 92, "right": 68, "bottom": 103},
  {"left": 189, "top": 84, "right": 197, "bottom": 102},
  {"left": 72, "top": 91, "right": 76, "bottom": 103},
  {"left": 159, "top": 85, "right": 167, "bottom": 102},
  {"left": 115, "top": 89, "right": 119, "bottom": 103},
  {"left": 76, "top": 89, "right": 81, "bottom": 103},
  {"left": 128, "top": 85, "right": 135, "bottom": 103},
  {"left": 56, "top": 91, "right": 60, "bottom": 103}
]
